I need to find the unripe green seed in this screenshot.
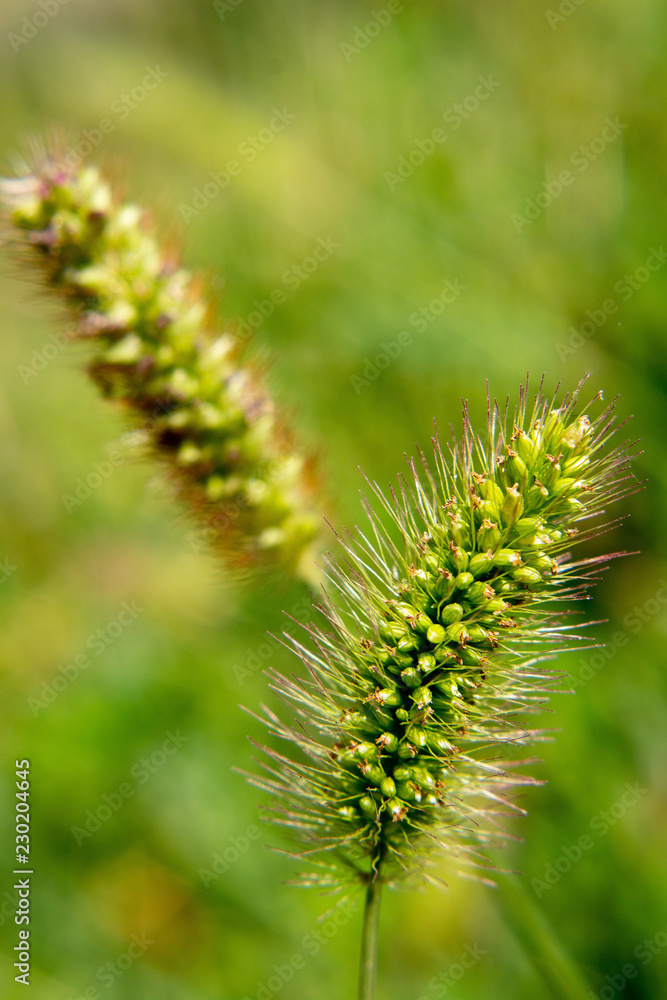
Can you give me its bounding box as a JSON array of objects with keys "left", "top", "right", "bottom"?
[
  {"left": 414, "top": 612, "right": 434, "bottom": 635},
  {"left": 477, "top": 519, "right": 502, "bottom": 549},
  {"left": 505, "top": 448, "right": 528, "bottom": 482},
  {"left": 445, "top": 622, "right": 469, "bottom": 644},
  {"left": 434, "top": 646, "right": 458, "bottom": 665},
  {"left": 363, "top": 764, "right": 386, "bottom": 785},
  {"left": 417, "top": 653, "right": 437, "bottom": 672},
  {"left": 410, "top": 767, "right": 436, "bottom": 790},
  {"left": 392, "top": 651, "right": 417, "bottom": 669},
  {"left": 359, "top": 795, "right": 378, "bottom": 818},
  {"left": 475, "top": 499, "right": 500, "bottom": 523},
  {"left": 440, "top": 603, "right": 464, "bottom": 625},
  {"left": 512, "top": 566, "right": 542, "bottom": 585},
  {"left": 395, "top": 781, "right": 417, "bottom": 802},
  {"left": 551, "top": 477, "right": 578, "bottom": 497},
  {"left": 397, "top": 742, "right": 417, "bottom": 759},
  {"left": 515, "top": 430, "right": 539, "bottom": 467},
  {"left": 562, "top": 415, "right": 591, "bottom": 449},
  {"left": 379, "top": 622, "right": 409, "bottom": 644},
  {"left": 466, "top": 581, "right": 493, "bottom": 605},
  {"left": 434, "top": 678, "right": 460, "bottom": 698},
  {"left": 460, "top": 646, "right": 486, "bottom": 666},
  {"left": 423, "top": 552, "right": 440, "bottom": 574},
  {"left": 514, "top": 516, "right": 543, "bottom": 537},
  {"left": 494, "top": 548, "right": 523, "bottom": 568},
  {"left": 455, "top": 572, "right": 474, "bottom": 590},
  {"left": 529, "top": 553, "right": 555, "bottom": 575},
  {"left": 393, "top": 601, "right": 418, "bottom": 620},
  {"left": 380, "top": 777, "right": 397, "bottom": 798},
  {"left": 425, "top": 733, "right": 455, "bottom": 754},
  {"left": 400, "top": 667, "right": 422, "bottom": 688},
  {"left": 526, "top": 482, "right": 549, "bottom": 508},
  {"left": 407, "top": 727, "right": 427, "bottom": 748},
  {"left": 433, "top": 571, "right": 455, "bottom": 600},
  {"left": 411, "top": 686, "right": 433, "bottom": 709},
  {"left": 447, "top": 511, "right": 469, "bottom": 547},
  {"left": 449, "top": 546, "right": 469, "bottom": 573},
  {"left": 501, "top": 486, "right": 525, "bottom": 526},
  {"left": 377, "top": 732, "right": 399, "bottom": 753},
  {"left": 469, "top": 551, "right": 495, "bottom": 577},
  {"left": 412, "top": 567, "right": 431, "bottom": 590},
  {"left": 478, "top": 478, "right": 504, "bottom": 504},
  {"left": 426, "top": 623, "right": 447, "bottom": 645},
  {"left": 355, "top": 742, "right": 379, "bottom": 761},
  {"left": 466, "top": 624, "right": 490, "bottom": 644},
  {"left": 562, "top": 455, "right": 590, "bottom": 476},
  {"left": 376, "top": 688, "right": 404, "bottom": 708}
]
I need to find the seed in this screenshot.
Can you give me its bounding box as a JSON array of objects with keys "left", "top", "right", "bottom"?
[
  {"left": 426, "top": 623, "right": 446, "bottom": 645},
  {"left": 440, "top": 604, "right": 463, "bottom": 625},
  {"left": 380, "top": 777, "right": 397, "bottom": 798}
]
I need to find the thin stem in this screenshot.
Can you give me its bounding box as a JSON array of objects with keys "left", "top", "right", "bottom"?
[{"left": 358, "top": 863, "right": 383, "bottom": 1000}]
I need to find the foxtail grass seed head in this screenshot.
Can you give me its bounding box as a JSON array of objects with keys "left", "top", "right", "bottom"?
[
  {"left": 246, "top": 379, "right": 639, "bottom": 894},
  {"left": 1, "top": 149, "right": 322, "bottom": 580}
]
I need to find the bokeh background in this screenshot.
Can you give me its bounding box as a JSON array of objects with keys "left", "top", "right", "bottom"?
[{"left": 1, "top": 1, "right": 666, "bottom": 998}]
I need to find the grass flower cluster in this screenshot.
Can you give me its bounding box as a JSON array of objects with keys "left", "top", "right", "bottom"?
[
  {"left": 246, "top": 379, "right": 637, "bottom": 995},
  {"left": 1, "top": 149, "right": 321, "bottom": 578}
]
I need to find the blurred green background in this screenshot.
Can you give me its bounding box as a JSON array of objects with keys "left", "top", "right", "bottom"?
[{"left": 1, "top": 0, "right": 666, "bottom": 997}]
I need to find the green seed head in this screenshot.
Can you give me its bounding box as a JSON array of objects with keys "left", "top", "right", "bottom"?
[
  {"left": 1, "top": 151, "right": 323, "bottom": 581},
  {"left": 248, "top": 380, "right": 638, "bottom": 890}
]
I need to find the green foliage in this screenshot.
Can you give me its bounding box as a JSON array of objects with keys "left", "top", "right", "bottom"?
[{"left": 1, "top": 2, "right": 666, "bottom": 998}]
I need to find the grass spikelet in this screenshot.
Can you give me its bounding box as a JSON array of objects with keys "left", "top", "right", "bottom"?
[
  {"left": 1, "top": 143, "right": 323, "bottom": 580},
  {"left": 246, "top": 378, "right": 640, "bottom": 898}
]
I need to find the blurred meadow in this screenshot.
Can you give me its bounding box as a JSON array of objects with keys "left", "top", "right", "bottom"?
[{"left": 0, "top": 0, "right": 666, "bottom": 998}]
